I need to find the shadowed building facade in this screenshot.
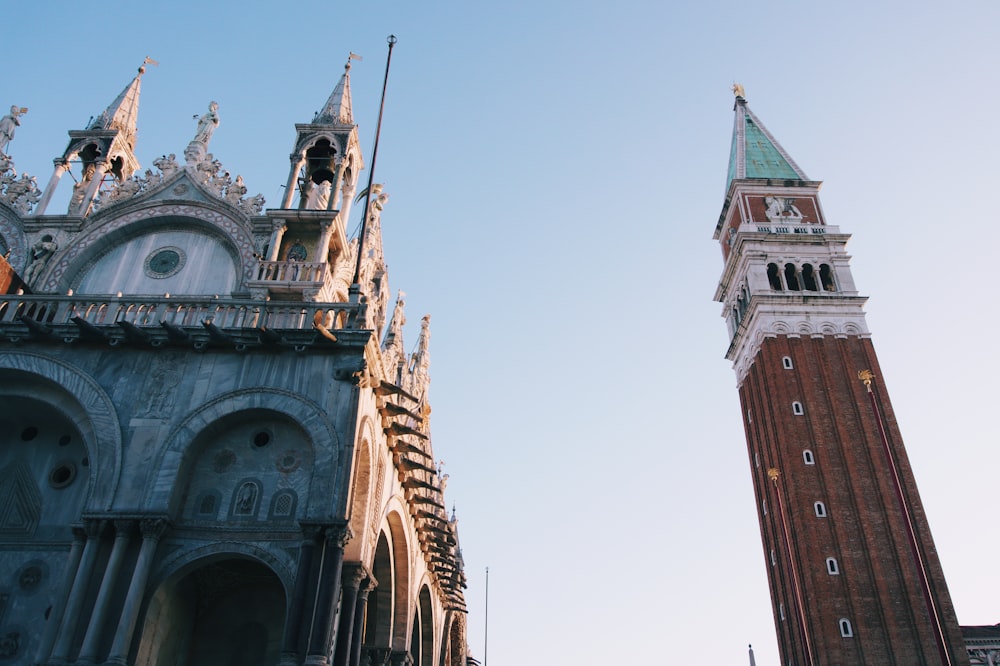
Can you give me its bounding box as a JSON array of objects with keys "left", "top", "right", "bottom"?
[
  {"left": 713, "top": 88, "right": 970, "bottom": 665},
  {"left": 0, "top": 58, "right": 469, "bottom": 666}
]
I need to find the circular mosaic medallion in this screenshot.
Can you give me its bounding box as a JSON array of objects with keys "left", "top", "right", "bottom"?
[
  {"left": 144, "top": 246, "right": 186, "bottom": 279},
  {"left": 213, "top": 449, "right": 237, "bottom": 473},
  {"left": 276, "top": 450, "right": 302, "bottom": 474}
]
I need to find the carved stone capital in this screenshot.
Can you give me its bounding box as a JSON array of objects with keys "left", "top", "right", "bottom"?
[
  {"left": 83, "top": 518, "right": 108, "bottom": 538},
  {"left": 389, "top": 651, "right": 413, "bottom": 666},
  {"left": 271, "top": 219, "right": 288, "bottom": 233},
  {"left": 139, "top": 517, "right": 170, "bottom": 541},
  {"left": 325, "top": 523, "right": 353, "bottom": 549},
  {"left": 113, "top": 519, "right": 137, "bottom": 538},
  {"left": 342, "top": 563, "right": 368, "bottom": 590},
  {"left": 360, "top": 573, "right": 378, "bottom": 596}
]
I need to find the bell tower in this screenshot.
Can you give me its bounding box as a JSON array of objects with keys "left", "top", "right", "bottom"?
[
  {"left": 714, "top": 87, "right": 969, "bottom": 665},
  {"left": 36, "top": 60, "right": 149, "bottom": 217}
]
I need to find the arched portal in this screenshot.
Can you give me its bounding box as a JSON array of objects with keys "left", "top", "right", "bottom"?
[
  {"left": 416, "top": 586, "right": 434, "bottom": 666},
  {"left": 135, "top": 557, "right": 286, "bottom": 665},
  {"left": 365, "top": 531, "right": 393, "bottom": 647}
]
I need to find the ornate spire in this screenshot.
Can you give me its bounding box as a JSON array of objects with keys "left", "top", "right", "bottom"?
[
  {"left": 726, "top": 85, "right": 808, "bottom": 191},
  {"left": 381, "top": 291, "right": 407, "bottom": 383},
  {"left": 89, "top": 57, "right": 156, "bottom": 153},
  {"left": 406, "top": 314, "right": 432, "bottom": 400},
  {"left": 313, "top": 53, "right": 361, "bottom": 125}
]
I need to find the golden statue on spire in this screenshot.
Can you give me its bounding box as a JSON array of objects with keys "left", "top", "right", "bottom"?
[{"left": 732, "top": 82, "right": 746, "bottom": 98}]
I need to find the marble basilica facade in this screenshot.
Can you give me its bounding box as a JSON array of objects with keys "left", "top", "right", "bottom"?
[{"left": 0, "top": 59, "right": 469, "bottom": 666}]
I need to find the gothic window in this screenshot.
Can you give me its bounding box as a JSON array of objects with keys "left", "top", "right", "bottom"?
[
  {"left": 754, "top": 451, "right": 760, "bottom": 468},
  {"left": 839, "top": 619, "right": 854, "bottom": 637},
  {"left": 820, "top": 264, "right": 836, "bottom": 291},
  {"left": 792, "top": 401, "right": 804, "bottom": 415},
  {"left": 826, "top": 557, "right": 840, "bottom": 575},
  {"left": 762, "top": 499, "right": 767, "bottom": 516},
  {"left": 802, "top": 263, "right": 818, "bottom": 291},
  {"left": 814, "top": 501, "right": 827, "bottom": 518},
  {"left": 770, "top": 549, "right": 776, "bottom": 566},
  {"left": 803, "top": 450, "right": 815, "bottom": 465},
  {"left": 779, "top": 603, "right": 785, "bottom": 621},
  {"left": 269, "top": 490, "right": 297, "bottom": 519},
  {"left": 782, "top": 356, "right": 793, "bottom": 369},
  {"left": 784, "top": 263, "right": 801, "bottom": 291},
  {"left": 767, "top": 263, "right": 783, "bottom": 290},
  {"left": 197, "top": 492, "right": 220, "bottom": 517}
]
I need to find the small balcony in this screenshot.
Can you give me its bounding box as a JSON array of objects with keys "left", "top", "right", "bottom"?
[{"left": 247, "top": 260, "right": 329, "bottom": 299}]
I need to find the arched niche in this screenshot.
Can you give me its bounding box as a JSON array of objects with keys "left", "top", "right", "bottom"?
[
  {"left": 0, "top": 351, "right": 122, "bottom": 511},
  {"left": 41, "top": 203, "right": 258, "bottom": 294},
  {"left": 145, "top": 388, "right": 340, "bottom": 518}
]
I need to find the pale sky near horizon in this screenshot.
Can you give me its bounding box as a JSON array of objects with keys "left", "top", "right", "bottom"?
[{"left": 4, "top": 2, "right": 1000, "bottom": 664}]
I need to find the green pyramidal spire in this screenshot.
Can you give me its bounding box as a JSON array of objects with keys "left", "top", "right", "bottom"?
[{"left": 726, "top": 88, "right": 808, "bottom": 191}]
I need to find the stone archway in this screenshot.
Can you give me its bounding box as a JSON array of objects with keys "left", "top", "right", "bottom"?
[{"left": 135, "top": 556, "right": 286, "bottom": 666}]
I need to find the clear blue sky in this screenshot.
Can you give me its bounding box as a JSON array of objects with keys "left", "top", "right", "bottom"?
[{"left": 5, "top": 2, "right": 1000, "bottom": 663}]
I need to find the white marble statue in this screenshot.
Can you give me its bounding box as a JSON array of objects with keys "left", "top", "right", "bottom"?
[
  {"left": 153, "top": 153, "right": 178, "bottom": 177},
  {"left": 0, "top": 106, "right": 26, "bottom": 150},
  {"left": 192, "top": 101, "right": 220, "bottom": 145},
  {"left": 304, "top": 179, "right": 331, "bottom": 210},
  {"left": 23, "top": 235, "right": 57, "bottom": 284},
  {"left": 3, "top": 173, "right": 41, "bottom": 215}
]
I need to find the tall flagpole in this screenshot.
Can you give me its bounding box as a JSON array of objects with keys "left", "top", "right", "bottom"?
[
  {"left": 352, "top": 34, "right": 397, "bottom": 286},
  {"left": 483, "top": 566, "right": 489, "bottom": 666}
]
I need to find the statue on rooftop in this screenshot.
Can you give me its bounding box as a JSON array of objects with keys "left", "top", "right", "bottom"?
[
  {"left": 192, "top": 101, "right": 220, "bottom": 146},
  {"left": 0, "top": 106, "right": 27, "bottom": 151}
]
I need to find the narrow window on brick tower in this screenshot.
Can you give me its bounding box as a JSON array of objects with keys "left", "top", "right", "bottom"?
[
  {"left": 782, "top": 356, "right": 793, "bottom": 369},
  {"left": 767, "top": 263, "right": 783, "bottom": 290},
  {"left": 803, "top": 450, "right": 815, "bottom": 465},
  {"left": 784, "top": 263, "right": 801, "bottom": 291},
  {"left": 814, "top": 501, "right": 827, "bottom": 517},
  {"left": 820, "top": 263, "right": 836, "bottom": 291},
  {"left": 826, "top": 557, "right": 839, "bottom": 575},
  {"left": 792, "top": 401, "right": 804, "bottom": 415},
  {"left": 839, "top": 619, "right": 854, "bottom": 638},
  {"left": 802, "top": 263, "right": 818, "bottom": 291}
]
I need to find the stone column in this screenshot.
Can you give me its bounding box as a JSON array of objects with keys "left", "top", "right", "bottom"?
[
  {"left": 283, "top": 154, "right": 306, "bottom": 209},
  {"left": 348, "top": 576, "right": 377, "bottom": 666},
  {"left": 328, "top": 159, "right": 347, "bottom": 212},
  {"left": 279, "top": 525, "right": 323, "bottom": 666},
  {"left": 34, "top": 527, "right": 86, "bottom": 664},
  {"left": 35, "top": 160, "right": 70, "bottom": 215},
  {"left": 339, "top": 170, "right": 358, "bottom": 224},
  {"left": 332, "top": 566, "right": 366, "bottom": 666},
  {"left": 76, "top": 160, "right": 109, "bottom": 216},
  {"left": 317, "top": 219, "right": 335, "bottom": 268},
  {"left": 76, "top": 520, "right": 134, "bottom": 663},
  {"left": 105, "top": 518, "right": 168, "bottom": 666},
  {"left": 268, "top": 220, "right": 288, "bottom": 262},
  {"left": 49, "top": 519, "right": 106, "bottom": 662},
  {"left": 305, "top": 524, "right": 351, "bottom": 666}
]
